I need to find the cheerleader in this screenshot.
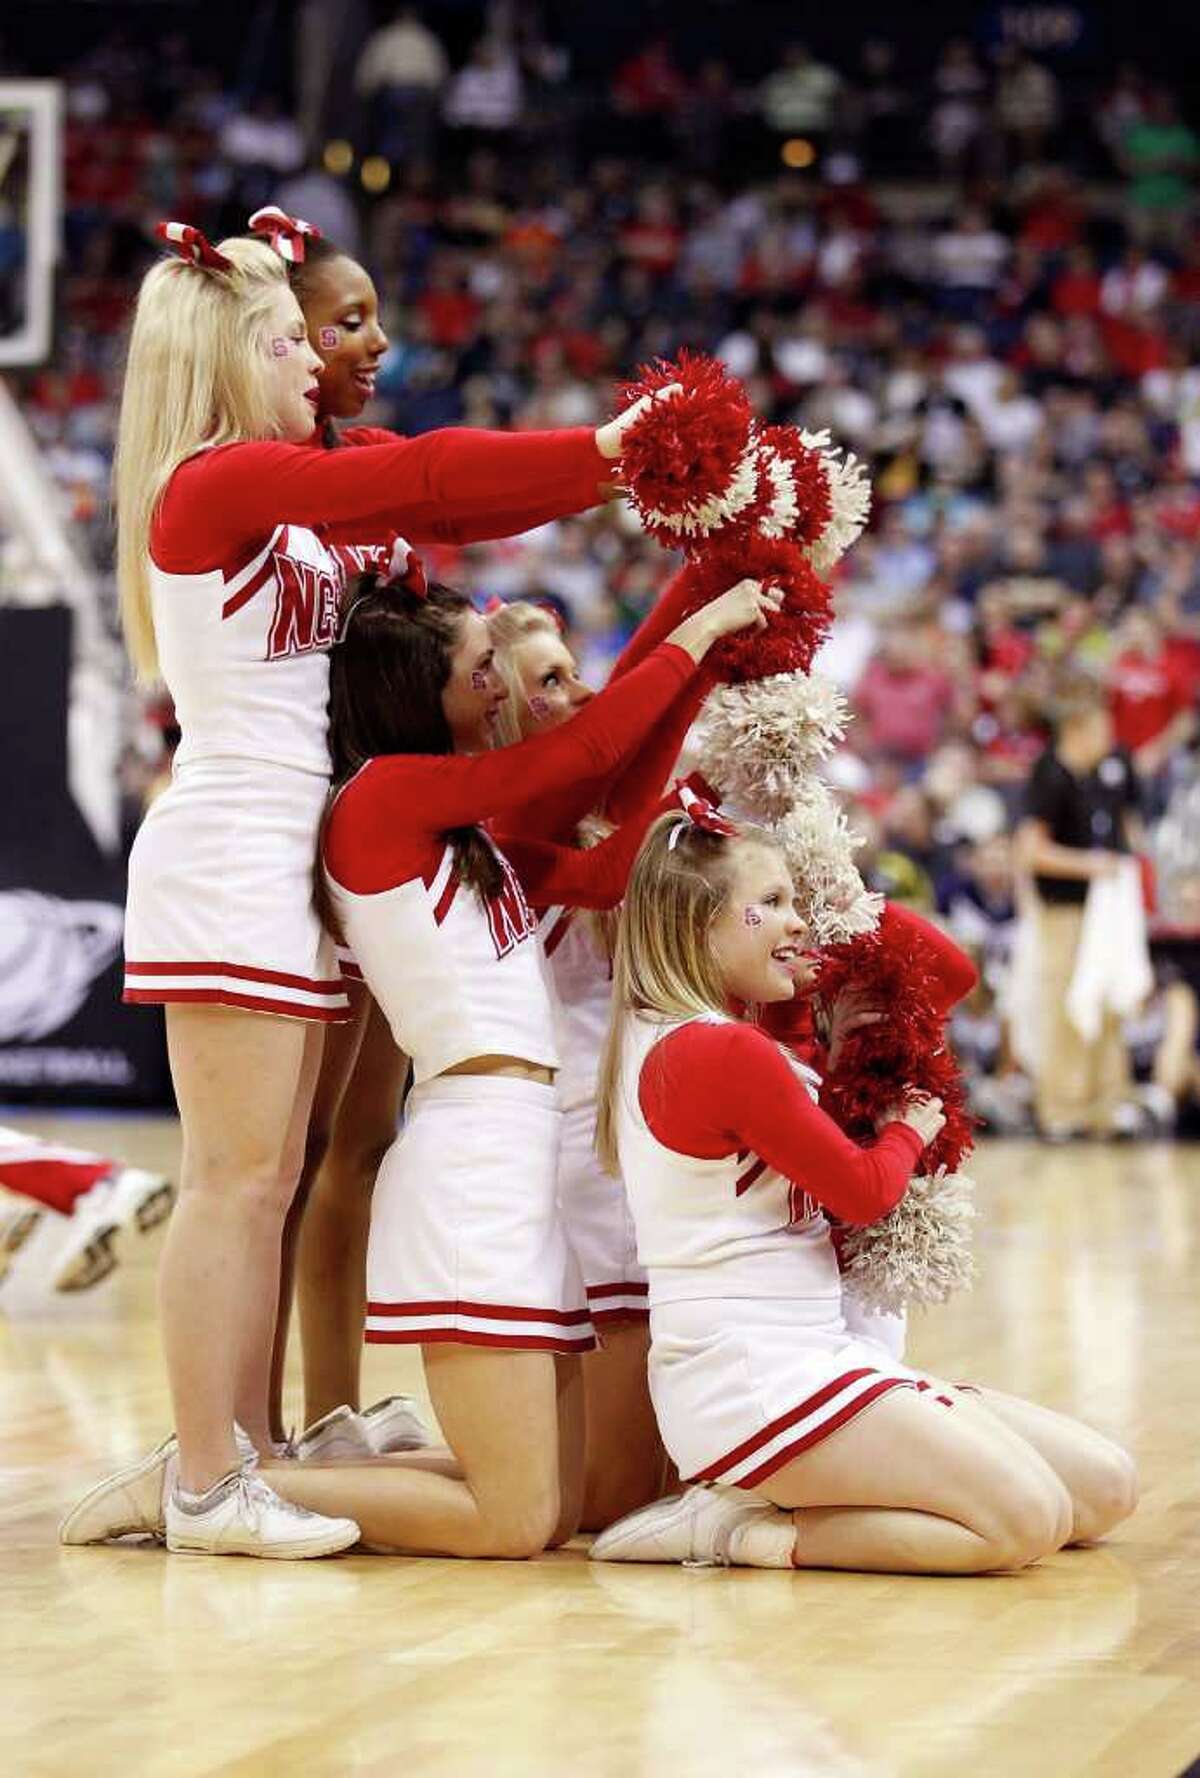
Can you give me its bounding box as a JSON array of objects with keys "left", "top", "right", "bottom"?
[
  {"left": 63, "top": 220, "right": 672, "bottom": 1560},
  {"left": 487, "top": 591, "right": 717, "bottom": 1528},
  {"left": 589, "top": 805, "right": 1137, "bottom": 1572},
  {"left": 59, "top": 570, "right": 778, "bottom": 1558},
  {"left": 0, "top": 1126, "right": 170, "bottom": 1294}
]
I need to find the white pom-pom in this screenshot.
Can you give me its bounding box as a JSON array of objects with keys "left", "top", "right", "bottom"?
[
  {"left": 769, "top": 782, "right": 883, "bottom": 944},
  {"left": 694, "top": 674, "right": 851, "bottom": 816},
  {"left": 641, "top": 440, "right": 760, "bottom": 539},
  {"left": 838, "top": 1169, "right": 978, "bottom": 1315},
  {"left": 798, "top": 428, "right": 872, "bottom": 574}
]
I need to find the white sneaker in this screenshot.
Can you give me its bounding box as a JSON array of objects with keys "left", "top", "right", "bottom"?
[
  {"left": 165, "top": 1468, "right": 359, "bottom": 1559},
  {"left": 589, "top": 1484, "right": 782, "bottom": 1567},
  {"left": 296, "top": 1404, "right": 375, "bottom": 1462},
  {"left": 53, "top": 1168, "right": 175, "bottom": 1293},
  {"left": 298, "top": 1396, "right": 433, "bottom": 1461},
  {"left": 362, "top": 1394, "right": 433, "bottom": 1454},
  {"left": 59, "top": 1434, "right": 179, "bottom": 1545}
]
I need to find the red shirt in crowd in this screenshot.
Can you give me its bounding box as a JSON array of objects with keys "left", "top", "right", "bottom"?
[
  {"left": 1109, "top": 646, "right": 1194, "bottom": 751},
  {"left": 854, "top": 660, "right": 956, "bottom": 761}
]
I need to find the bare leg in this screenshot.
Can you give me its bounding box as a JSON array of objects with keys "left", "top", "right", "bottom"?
[
  {"left": 267, "top": 992, "right": 369, "bottom": 1442},
  {"left": 296, "top": 999, "right": 408, "bottom": 1424},
  {"left": 549, "top": 1354, "right": 585, "bottom": 1546},
  {"left": 578, "top": 1322, "right": 666, "bottom": 1532},
  {"left": 754, "top": 1386, "right": 1074, "bottom": 1574},
  {"left": 263, "top": 1344, "right": 563, "bottom": 1558},
  {"left": 234, "top": 1021, "right": 325, "bottom": 1452},
  {"left": 160, "top": 1006, "right": 314, "bottom": 1494},
  {"left": 1153, "top": 980, "right": 1198, "bottom": 1101},
  {"left": 961, "top": 1386, "right": 1137, "bottom": 1544}
]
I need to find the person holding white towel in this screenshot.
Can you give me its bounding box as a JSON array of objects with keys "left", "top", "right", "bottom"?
[{"left": 1015, "top": 678, "right": 1145, "bottom": 1140}]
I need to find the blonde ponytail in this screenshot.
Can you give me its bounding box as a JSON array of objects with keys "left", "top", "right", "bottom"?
[{"left": 114, "top": 238, "right": 289, "bottom": 680}]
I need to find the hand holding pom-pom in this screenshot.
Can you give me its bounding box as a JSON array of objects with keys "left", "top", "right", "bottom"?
[{"left": 837, "top": 1170, "right": 978, "bottom": 1314}]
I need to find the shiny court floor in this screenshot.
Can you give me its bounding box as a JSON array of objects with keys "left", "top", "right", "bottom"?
[{"left": 2, "top": 1116, "right": 1197, "bottom": 1778}]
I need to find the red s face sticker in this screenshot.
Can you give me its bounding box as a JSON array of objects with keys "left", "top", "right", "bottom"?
[{"left": 318, "top": 326, "right": 339, "bottom": 350}]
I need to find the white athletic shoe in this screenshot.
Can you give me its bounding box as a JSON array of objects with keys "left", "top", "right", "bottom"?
[
  {"left": 297, "top": 1396, "right": 432, "bottom": 1462},
  {"left": 165, "top": 1468, "right": 359, "bottom": 1559},
  {"left": 362, "top": 1394, "right": 433, "bottom": 1454},
  {"left": 589, "top": 1484, "right": 782, "bottom": 1567},
  {"left": 59, "top": 1435, "right": 179, "bottom": 1545},
  {"left": 53, "top": 1168, "right": 175, "bottom": 1293}
]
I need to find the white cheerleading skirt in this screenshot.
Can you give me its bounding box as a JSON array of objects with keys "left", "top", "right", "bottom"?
[
  {"left": 557, "top": 1099, "right": 647, "bottom": 1332},
  {"left": 648, "top": 1296, "right": 958, "bottom": 1491},
  {"left": 364, "top": 1074, "right": 595, "bottom": 1354},
  {"left": 123, "top": 759, "right": 351, "bottom": 1024}
]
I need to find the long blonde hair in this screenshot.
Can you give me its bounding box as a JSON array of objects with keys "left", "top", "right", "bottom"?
[
  {"left": 114, "top": 237, "right": 291, "bottom": 680},
  {"left": 486, "top": 600, "right": 561, "bottom": 747},
  {"left": 595, "top": 812, "right": 752, "bottom": 1173}
]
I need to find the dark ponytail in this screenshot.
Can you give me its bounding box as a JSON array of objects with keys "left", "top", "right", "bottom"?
[{"left": 323, "top": 577, "right": 504, "bottom": 907}]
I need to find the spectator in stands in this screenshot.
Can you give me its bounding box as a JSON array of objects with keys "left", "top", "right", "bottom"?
[
  {"left": 443, "top": 37, "right": 524, "bottom": 143},
  {"left": 1107, "top": 606, "right": 1196, "bottom": 806},
  {"left": 758, "top": 43, "right": 842, "bottom": 147},
  {"left": 355, "top": 4, "right": 448, "bottom": 164},
  {"left": 854, "top": 618, "right": 959, "bottom": 769}
]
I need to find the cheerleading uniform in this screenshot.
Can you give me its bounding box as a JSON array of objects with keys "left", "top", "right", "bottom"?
[
  {"left": 123, "top": 426, "right": 608, "bottom": 1022},
  {"left": 509, "top": 565, "right": 719, "bottom": 1332},
  {"left": 321, "top": 640, "right": 700, "bottom": 1353},
  {"left": 614, "top": 1009, "right": 964, "bottom": 1489}
]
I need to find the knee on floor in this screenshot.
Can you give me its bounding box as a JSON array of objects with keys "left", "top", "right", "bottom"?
[
  {"left": 987, "top": 1468, "right": 1074, "bottom": 1571},
  {"left": 1071, "top": 1443, "right": 1139, "bottom": 1544}
]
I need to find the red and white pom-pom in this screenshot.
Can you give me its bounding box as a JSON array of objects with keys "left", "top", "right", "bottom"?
[
  {"left": 769, "top": 782, "right": 882, "bottom": 944},
  {"left": 755, "top": 426, "right": 834, "bottom": 545},
  {"left": 616, "top": 351, "right": 756, "bottom": 546},
  {"left": 694, "top": 672, "right": 850, "bottom": 816},
  {"left": 797, "top": 428, "right": 872, "bottom": 574},
  {"left": 669, "top": 534, "right": 834, "bottom": 683}
]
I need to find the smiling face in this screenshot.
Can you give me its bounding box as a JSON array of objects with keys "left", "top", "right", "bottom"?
[
  {"left": 508, "top": 629, "right": 594, "bottom": 735},
  {"left": 708, "top": 839, "right": 809, "bottom": 1005},
  {"left": 441, "top": 608, "right": 509, "bottom": 752},
  {"left": 300, "top": 254, "right": 389, "bottom": 419},
  {"left": 261, "top": 285, "right": 323, "bottom": 442}
]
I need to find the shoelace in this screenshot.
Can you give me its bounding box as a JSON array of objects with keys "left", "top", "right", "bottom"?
[{"left": 235, "top": 1471, "right": 320, "bottom": 1529}]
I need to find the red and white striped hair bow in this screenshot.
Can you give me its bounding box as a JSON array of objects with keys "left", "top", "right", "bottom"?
[
  {"left": 248, "top": 205, "right": 323, "bottom": 264},
  {"left": 383, "top": 535, "right": 428, "bottom": 600},
  {"left": 155, "top": 220, "right": 232, "bottom": 272},
  {"left": 668, "top": 784, "right": 741, "bottom": 850}
]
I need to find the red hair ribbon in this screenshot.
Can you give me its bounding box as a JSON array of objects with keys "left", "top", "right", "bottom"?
[
  {"left": 384, "top": 535, "right": 428, "bottom": 600},
  {"left": 671, "top": 783, "right": 741, "bottom": 844},
  {"left": 155, "top": 220, "right": 232, "bottom": 272},
  {"left": 249, "top": 205, "right": 323, "bottom": 265}
]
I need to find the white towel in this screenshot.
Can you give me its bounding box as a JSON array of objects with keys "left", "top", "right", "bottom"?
[{"left": 1066, "top": 858, "right": 1153, "bottom": 1043}]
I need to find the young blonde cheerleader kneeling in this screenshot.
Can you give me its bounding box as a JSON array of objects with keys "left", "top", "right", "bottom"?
[{"left": 591, "top": 805, "right": 1137, "bottom": 1573}]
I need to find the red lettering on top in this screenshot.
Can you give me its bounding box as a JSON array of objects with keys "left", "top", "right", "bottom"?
[
  {"left": 268, "top": 554, "right": 343, "bottom": 659},
  {"left": 485, "top": 853, "right": 537, "bottom": 960}
]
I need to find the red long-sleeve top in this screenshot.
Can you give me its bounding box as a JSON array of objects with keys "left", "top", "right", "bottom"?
[
  {"left": 639, "top": 1020, "right": 925, "bottom": 1226},
  {"left": 151, "top": 426, "right": 609, "bottom": 567},
  {"left": 323, "top": 642, "right": 696, "bottom": 909}
]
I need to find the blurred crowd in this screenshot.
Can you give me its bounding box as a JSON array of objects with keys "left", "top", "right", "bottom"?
[{"left": 6, "top": 5, "right": 1200, "bottom": 1133}]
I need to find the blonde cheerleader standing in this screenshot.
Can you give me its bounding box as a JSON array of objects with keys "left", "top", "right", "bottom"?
[{"left": 61, "top": 221, "right": 672, "bottom": 1560}]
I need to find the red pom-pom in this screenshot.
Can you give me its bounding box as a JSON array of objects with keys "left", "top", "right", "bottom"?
[
  {"left": 817, "top": 922, "right": 975, "bottom": 1176},
  {"left": 667, "top": 533, "right": 834, "bottom": 682},
  {"left": 616, "top": 351, "right": 755, "bottom": 546},
  {"left": 756, "top": 425, "right": 833, "bottom": 546}
]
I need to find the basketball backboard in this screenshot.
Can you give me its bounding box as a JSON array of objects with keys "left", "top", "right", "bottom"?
[{"left": 0, "top": 81, "right": 62, "bottom": 368}]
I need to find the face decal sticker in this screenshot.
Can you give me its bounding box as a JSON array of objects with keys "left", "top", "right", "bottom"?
[
  {"left": 742, "top": 906, "right": 764, "bottom": 927},
  {"left": 528, "top": 694, "right": 552, "bottom": 721},
  {"left": 318, "top": 325, "right": 339, "bottom": 350},
  {"left": 471, "top": 669, "right": 489, "bottom": 693},
  {"left": 270, "top": 336, "right": 291, "bottom": 357}
]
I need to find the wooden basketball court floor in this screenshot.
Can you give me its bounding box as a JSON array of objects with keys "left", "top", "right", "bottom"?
[{"left": 2, "top": 1114, "right": 1198, "bottom": 1778}]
